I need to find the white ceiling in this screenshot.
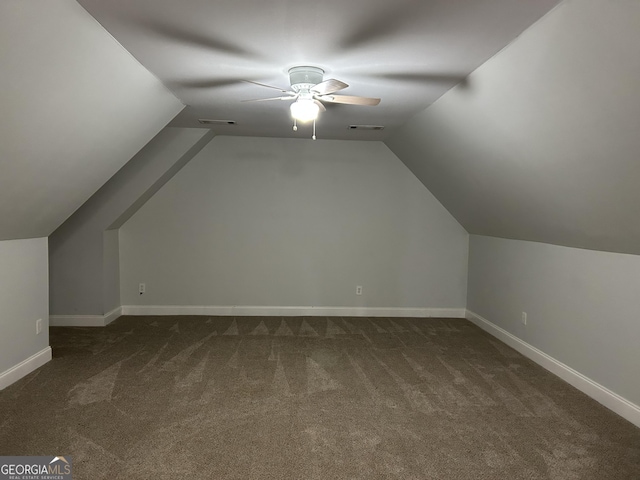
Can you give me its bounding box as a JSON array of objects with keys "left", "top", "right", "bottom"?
[{"left": 76, "top": 0, "right": 561, "bottom": 140}]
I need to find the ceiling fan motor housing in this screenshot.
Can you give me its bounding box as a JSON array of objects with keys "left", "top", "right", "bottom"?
[{"left": 289, "top": 66, "right": 324, "bottom": 92}]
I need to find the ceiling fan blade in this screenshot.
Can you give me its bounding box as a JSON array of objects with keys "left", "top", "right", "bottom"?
[
  {"left": 134, "top": 19, "right": 260, "bottom": 59},
  {"left": 337, "top": 2, "right": 420, "bottom": 50},
  {"left": 364, "top": 72, "right": 467, "bottom": 85},
  {"left": 169, "top": 78, "right": 243, "bottom": 89},
  {"left": 242, "top": 96, "right": 297, "bottom": 103},
  {"left": 385, "top": 73, "right": 465, "bottom": 83},
  {"left": 314, "top": 100, "right": 327, "bottom": 112},
  {"left": 311, "top": 79, "right": 348, "bottom": 95},
  {"left": 317, "top": 95, "right": 380, "bottom": 106},
  {"left": 243, "top": 80, "right": 292, "bottom": 94}
]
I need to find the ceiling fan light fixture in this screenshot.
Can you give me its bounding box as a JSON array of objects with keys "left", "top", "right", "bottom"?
[{"left": 290, "top": 99, "right": 319, "bottom": 123}]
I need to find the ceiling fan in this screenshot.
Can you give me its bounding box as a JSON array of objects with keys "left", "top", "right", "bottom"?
[{"left": 242, "top": 66, "right": 380, "bottom": 139}]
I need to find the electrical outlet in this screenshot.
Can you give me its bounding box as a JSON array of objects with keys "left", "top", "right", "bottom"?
[
  {"left": 356, "top": 285, "right": 363, "bottom": 295},
  {"left": 521, "top": 312, "right": 527, "bottom": 325},
  {"left": 36, "top": 319, "right": 42, "bottom": 335},
  {"left": 139, "top": 283, "right": 146, "bottom": 295}
]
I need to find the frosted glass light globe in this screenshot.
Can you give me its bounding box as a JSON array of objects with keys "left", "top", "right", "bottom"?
[{"left": 290, "top": 99, "right": 319, "bottom": 123}]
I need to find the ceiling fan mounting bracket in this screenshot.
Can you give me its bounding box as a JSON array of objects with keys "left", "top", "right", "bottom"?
[{"left": 288, "top": 66, "right": 324, "bottom": 92}]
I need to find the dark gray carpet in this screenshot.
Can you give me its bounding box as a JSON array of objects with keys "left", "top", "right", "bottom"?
[{"left": 1, "top": 316, "right": 638, "bottom": 479}]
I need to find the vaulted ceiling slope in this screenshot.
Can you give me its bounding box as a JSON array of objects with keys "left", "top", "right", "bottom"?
[
  {"left": 386, "top": 0, "right": 640, "bottom": 255},
  {"left": 0, "top": 0, "right": 183, "bottom": 241}
]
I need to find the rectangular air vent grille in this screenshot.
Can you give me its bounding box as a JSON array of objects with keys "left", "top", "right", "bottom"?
[
  {"left": 198, "top": 119, "right": 236, "bottom": 125},
  {"left": 348, "top": 125, "right": 385, "bottom": 130}
]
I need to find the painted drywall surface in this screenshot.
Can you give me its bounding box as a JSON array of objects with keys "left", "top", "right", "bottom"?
[
  {"left": 0, "top": 0, "right": 183, "bottom": 240},
  {"left": 467, "top": 234, "right": 640, "bottom": 406},
  {"left": 385, "top": 0, "right": 640, "bottom": 255},
  {"left": 0, "top": 238, "right": 49, "bottom": 374},
  {"left": 49, "top": 128, "right": 213, "bottom": 315},
  {"left": 120, "top": 136, "right": 468, "bottom": 308},
  {"left": 103, "top": 230, "right": 120, "bottom": 314}
]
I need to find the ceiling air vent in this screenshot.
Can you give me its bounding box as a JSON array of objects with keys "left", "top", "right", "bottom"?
[
  {"left": 198, "top": 119, "right": 236, "bottom": 125},
  {"left": 348, "top": 125, "right": 384, "bottom": 130}
]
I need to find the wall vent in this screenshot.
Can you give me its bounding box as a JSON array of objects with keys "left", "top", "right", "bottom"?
[
  {"left": 348, "top": 125, "right": 385, "bottom": 130},
  {"left": 198, "top": 119, "right": 236, "bottom": 125}
]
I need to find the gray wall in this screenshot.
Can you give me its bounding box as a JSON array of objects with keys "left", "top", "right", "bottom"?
[
  {"left": 0, "top": 238, "right": 49, "bottom": 374},
  {"left": 467, "top": 234, "right": 640, "bottom": 406},
  {"left": 385, "top": 0, "right": 640, "bottom": 255},
  {"left": 0, "top": 0, "right": 183, "bottom": 240},
  {"left": 103, "top": 230, "right": 121, "bottom": 314},
  {"left": 49, "top": 128, "right": 214, "bottom": 316},
  {"left": 120, "top": 136, "right": 469, "bottom": 309}
]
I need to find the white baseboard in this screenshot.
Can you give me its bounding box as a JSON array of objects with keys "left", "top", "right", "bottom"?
[
  {"left": 466, "top": 309, "right": 640, "bottom": 428},
  {"left": 121, "top": 305, "right": 466, "bottom": 318},
  {"left": 0, "top": 347, "right": 52, "bottom": 390},
  {"left": 50, "top": 307, "right": 122, "bottom": 327},
  {"left": 103, "top": 307, "right": 123, "bottom": 326}
]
